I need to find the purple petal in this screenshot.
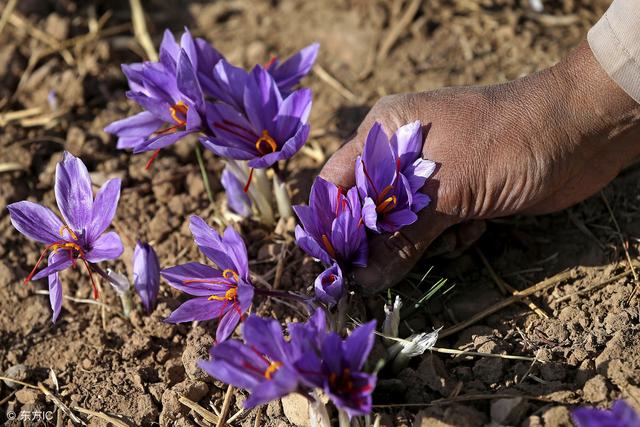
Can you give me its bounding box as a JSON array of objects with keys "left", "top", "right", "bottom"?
[
  {"left": 344, "top": 320, "right": 376, "bottom": 370},
  {"left": 390, "top": 120, "right": 422, "bottom": 171},
  {"left": 177, "top": 49, "right": 204, "bottom": 110},
  {"left": 361, "top": 122, "right": 396, "bottom": 195},
  {"left": 7, "top": 201, "right": 65, "bottom": 244},
  {"left": 206, "top": 102, "right": 258, "bottom": 148},
  {"left": 320, "top": 333, "right": 343, "bottom": 374},
  {"left": 247, "top": 123, "right": 309, "bottom": 168},
  {"left": 210, "top": 59, "right": 248, "bottom": 110},
  {"left": 314, "top": 263, "right": 343, "bottom": 306},
  {"left": 201, "top": 340, "right": 264, "bottom": 388},
  {"left": 361, "top": 197, "right": 379, "bottom": 233},
  {"left": 189, "top": 215, "right": 237, "bottom": 272},
  {"left": 221, "top": 168, "right": 252, "bottom": 217},
  {"left": 379, "top": 208, "right": 417, "bottom": 233},
  {"left": 49, "top": 272, "right": 63, "bottom": 323},
  {"left": 133, "top": 130, "right": 192, "bottom": 153},
  {"left": 104, "top": 111, "right": 163, "bottom": 140},
  {"left": 406, "top": 158, "right": 436, "bottom": 194},
  {"left": 55, "top": 152, "right": 94, "bottom": 233},
  {"left": 87, "top": 178, "right": 121, "bottom": 242},
  {"left": 179, "top": 29, "right": 198, "bottom": 70},
  {"left": 571, "top": 408, "right": 618, "bottom": 427},
  {"left": 612, "top": 401, "right": 640, "bottom": 425},
  {"left": 84, "top": 231, "right": 124, "bottom": 262},
  {"left": 216, "top": 304, "right": 242, "bottom": 342},
  {"left": 275, "top": 88, "right": 312, "bottom": 141},
  {"left": 200, "top": 136, "right": 257, "bottom": 160},
  {"left": 243, "top": 315, "right": 289, "bottom": 361},
  {"left": 270, "top": 43, "right": 319, "bottom": 93},
  {"left": 294, "top": 225, "right": 332, "bottom": 265},
  {"left": 222, "top": 226, "right": 250, "bottom": 280},
  {"left": 165, "top": 297, "right": 226, "bottom": 323},
  {"left": 243, "top": 366, "right": 299, "bottom": 409},
  {"left": 159, "top": 29, "right": 179, "bottom": 69},
  {"left": 161, "top": 262, "right": 228, "bottom": 296},
  {"left": 133, "top": 241, "right": 160, "bottom": 313},
  {"left": 127, "top": 92, "right": 173, "bottom": 123},
  {"left": 243, "top": 66, "right": 282, "bottom": 134},
  {"left": 32, "top": 251, "right": 73, "bottom": 281},
  {"left": 411, "top": 192, "right": 431, "bottom": 212}
]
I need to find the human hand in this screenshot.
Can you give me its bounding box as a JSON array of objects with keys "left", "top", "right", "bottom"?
[{"left": 320, "top": 40, "right": 640, "bottom": 292}]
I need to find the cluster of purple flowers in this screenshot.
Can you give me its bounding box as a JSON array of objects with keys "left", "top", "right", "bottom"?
[
  {"left": 294, "top": 121, "right": 435, "bottom": 306},
  {"left": 199, "top": 309, "right": 377, "bottom": 416},
  {"left": 104, "top": 28, "right": 318, "bottom": 180}
]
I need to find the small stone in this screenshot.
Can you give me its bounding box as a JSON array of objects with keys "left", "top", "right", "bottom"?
[
  {"left": 490, "top": 397, "right": 528, "bottom": 425},
  {"left": 522, "top": 415, "right": 544, "bottom": 427},
  {"left": 3, "top": 364, "right": 28, "bottom": 388},
  {"left": 281, "top": 393, "right": 310, "bottom": 426},
  {"left": 81, "top": 358, "right": 92, "bottom": 370},
  {"left": 583, "top": 375, "right": 608, "bottom": 403}
]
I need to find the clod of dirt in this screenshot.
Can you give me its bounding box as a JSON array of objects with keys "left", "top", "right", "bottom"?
[
  {"left": 582, "top": 374, "right": 609, "bottom": 403},
  {"left": 472, "top": 357, "right": 504, "bottom": 384},
  {"left": 281, "top": 392, "right": 310, "bottom": 426},
  {"left": 416, "top": 354, "right": 455, "bottom": 396},
  {"left": 2, "top": 364, "right": 28, "bottom": 389},
  {"left": 542, "top": 406, "right": 573, "bottom": 426},
  {"left": 15, "top": 388, "right": 40, "bottom": 405},
  {"left": 182, "top": 328, "right": 214, "bottom": 382},
  {"left": 164, "top": 358, "right": 186, "bottom": 386}
]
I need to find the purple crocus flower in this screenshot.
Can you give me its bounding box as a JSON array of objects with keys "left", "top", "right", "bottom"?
[
  {"left": 221, "top": 166, "right": 252, "bottom": 217},
  {"left": 201, "top": 65, "right": 311, "bottom": 170},
  {"left": 293, "top": 176, "right": 368, "bottom": 269},
  {"left": 133, "top": 241, "right": 160, "bottom": 313},
  {"left": 161, "top": 215, "right": 254, "bottom": 342},
  {"left": 314, "top": 263, "right": 344, "bottom": 307},
  {"left": 296, "top": 319, "right": 377, "bottom": 417},
  {"left": 356, "top": 121, "right": 435, "bottom": 233},
  {"left": 104, "top": 42, "right": 208, "bottom": 167},
  {"left": 7, "top": 152, "right": 123, "bottom": 322},
  {"left": 198, "top": 314, "right": 304, "bottom": 408},
  {"left": 572, "top": 400, "right": 640, "bottom": 427}
]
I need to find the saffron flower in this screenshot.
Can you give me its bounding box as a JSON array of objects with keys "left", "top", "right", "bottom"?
[
  {"left": 296, "top": 319, "right": 377, "bottom": 417},
  {"left": 293, "top": 176, "right": 368, "bottom": 269},
  {"left": 198, "top": 314, "right": 303, "bottom": 408},
  {"left": 104, "top": 46, "right": 208, "bottom": 166},
  {"left": 201, "top": 65, "right": 311, "bottom": 170},
  {"left": 161, "top": 215, "right": 254, "bottom": 342},
  {"left": 7, "top": 152, "right": 123, "bottom": 322},
  {"left": 314, "top": 263, "right": 344, "bottom": 307},
  {"left": 133, "top": 241, "right": 161, "bottom": 313},
  {"left": 572, "top": 400, "right": 640, "bottom": 427},
  {"left": 356, "top": 121, "right": 435, "bottom": 233},
  {"left": 221, "top": 166, "right": 252, "bottom": 217}
]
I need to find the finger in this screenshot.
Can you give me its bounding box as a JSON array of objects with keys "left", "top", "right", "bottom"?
[
  {"left": 353, "top": 210, "right": 458, "bottom": 294},
  {"left": 318, "top": 134, "right": 363, "bottom": 188}
]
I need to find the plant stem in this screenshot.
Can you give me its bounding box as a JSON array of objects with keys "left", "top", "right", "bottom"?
[
  {"left": 195, "top": 143, "right": 215, "bottom": 206},
  {"left": 90, "top": 263, "right": 133, "bottom": 317}
]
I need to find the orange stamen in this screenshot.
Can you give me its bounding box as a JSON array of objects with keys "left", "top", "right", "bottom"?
[
  {"left": 264, "top": 361, "right": 282, "bottom": 380},
  {"left": 208, "top": 287, "right": 238, "bottom": 302},
  {"left": 59, "top": 225, "right": 78, "bottom": 240},
  {"left": 376, "top": 195, "right": 397, "bottom": 214},
  {"left": 170, "top": 101, "right": 188, "bottom": 127},
  {"left": 264, "top": 56, "right": 278, "bottom": 70},
  {"left": 222, "top": 269, "right": 239, "bottom": 282},
  {"left": 255, "top": 130, "right": 277, "bottom": 156},
  {"left": 321, "top": 234, "right": 337, "bottom": 259}
]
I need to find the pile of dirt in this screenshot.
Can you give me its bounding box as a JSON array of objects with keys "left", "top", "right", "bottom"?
[{"left": 1, "top": 0, "right": 638, "bottom": 426}]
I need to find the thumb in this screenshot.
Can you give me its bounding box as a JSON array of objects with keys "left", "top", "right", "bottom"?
[{"left": 353, "top": 210, "right": 457, "bottom": 294}]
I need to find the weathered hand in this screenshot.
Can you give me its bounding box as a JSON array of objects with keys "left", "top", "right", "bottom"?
[{"left": 320, "top": 41, "right": 640, "bottom": 292}]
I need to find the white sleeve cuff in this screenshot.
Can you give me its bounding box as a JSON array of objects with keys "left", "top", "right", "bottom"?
[{"left": 588, "top": 0, "right": 640, "bottom": 104}]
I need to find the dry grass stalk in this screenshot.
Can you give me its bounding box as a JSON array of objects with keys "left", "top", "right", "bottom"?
[
  {"left": 129, "top": 0, "right": 158, "bottom": 61},
  {"left": 216, "top": 385, "right": 235, "bottom": 427},
  {"left": 37, "top": 382, "right": 84, "bottom": 425},
  {"left": 178, "top": 395, "right": 219, "bottom": 424},
  {"left": 313, "top": 64, "right": 359, "bottom": 103},
  {"left": 377, "top": 0, "right": 423, "bottom": 63},
  {"left": 0, "top": 0, "right": 17, "bottom": 36},
  {"left": 72, "top": 406, "right": 128, "bottom": 427}
]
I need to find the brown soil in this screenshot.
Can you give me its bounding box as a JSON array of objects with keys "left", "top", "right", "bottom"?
[{"left": 1, "top": 0, "right": 639, "bottom": 426}]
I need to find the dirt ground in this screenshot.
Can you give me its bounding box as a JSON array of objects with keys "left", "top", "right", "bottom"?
[{"left": 1, "top": 0, "right": 639, "bottom": 426}]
